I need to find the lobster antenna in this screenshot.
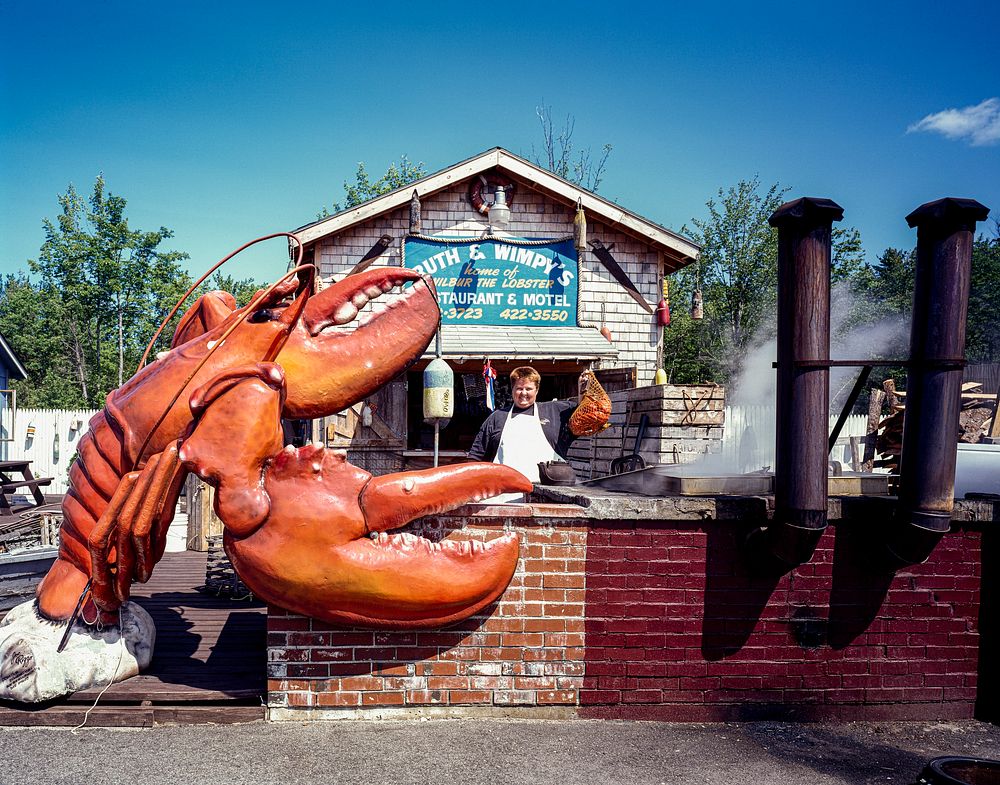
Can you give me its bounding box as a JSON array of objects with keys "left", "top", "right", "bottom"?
[
  {"left": 137, "top": 232, "right": 305, "bottom": 373},
  {"left": 131, "top": 262, "right": 315, "bottom": 470}
]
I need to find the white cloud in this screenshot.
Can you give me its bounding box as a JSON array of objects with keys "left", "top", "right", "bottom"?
[{"left": 907, "top": 97, "right": 1000, "bottom": 146}]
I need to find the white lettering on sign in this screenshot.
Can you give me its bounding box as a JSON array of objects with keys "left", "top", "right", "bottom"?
[
  {"left": 493, "top": 244, "right": 575, "bottom": 286},
  {"left": 410, "top": 247, "right": 463, "bottom": 276},
  {"left": 522, "top": 293, "right": 570, "bottom": 307},
  {"left": 439, "top": 291, "right": 505, "bottom": 306}
]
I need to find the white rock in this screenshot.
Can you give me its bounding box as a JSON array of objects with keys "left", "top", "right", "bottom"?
[{"left": 0, "top": 600, "right": 155, "bottom": 703}]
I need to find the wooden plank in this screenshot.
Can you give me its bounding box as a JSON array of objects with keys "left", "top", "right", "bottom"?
[
  {"left": 862, "top": 388, "right": 885, "bottom": 473},
  {"left": 0, "top": 702, "right": 264, "bottom": 727},
  {"left": 153, "top": 705, "right": 265, "bottom": 724},
  {"left": 0, "top": 478, "right": 53, "bottom": 492},
  {"left": 0, "top": 704, "right": 155, "bottom": 727},
  {"left": 626, "top": 407, "right": 725, "bottom": 426},
  {"left": 649, "top": 426, "right": 725, "bottom": 439},
  {"left": 627, "top": 397, "right": 725, "bottom": 413},
  {"left": 616, "top": 384, "right": 724, "bottom": 403},
  {"left": 0, "top": 550, "right": 268, "bottom": 726}
]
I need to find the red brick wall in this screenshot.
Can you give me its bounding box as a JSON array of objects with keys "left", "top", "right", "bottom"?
[
  {"left": 267, "top": 508, "right": 988, "bottom": 720},
  {"left": 268, "top": 508, "right": 590, "bottom": 715},
  {"left": 580, "top": 520, "right": 982, "bottom": 721}
]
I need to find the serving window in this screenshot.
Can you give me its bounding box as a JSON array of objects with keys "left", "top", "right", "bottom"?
[{"left": 405, "top": 361, "right": 595, "bottom": 454}]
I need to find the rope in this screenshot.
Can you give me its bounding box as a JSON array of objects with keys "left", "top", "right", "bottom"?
[
  {"left": 130, "top": 263, "right": 315, "bottom": 470},
  {"left": 137, "top": 232, "right": 305, "bottom": 373},
  {"left": 70, "top": 606, "right": 126, "bottom": 733}
]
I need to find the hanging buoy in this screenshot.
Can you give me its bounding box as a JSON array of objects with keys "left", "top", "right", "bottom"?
[
  {"left": 423, "top": 357, "right": 454, "bottom": 427},
  {"left": 691, "top": 288, "right": 704, "bottom": 320},
  {"left": 599, "top": 301, "right": 612, "bottom": 342},
  {"left": 653, "top": 368, "right": 668, "bottom": 385},
  {"left": 656, "top": 279, "right": 671, "bottom": 327},
  {"left": 573, "top": 198, "right": 587, "bottom": 254},
  {"left": 409, "top": 190, "right": 421, "bottom": 235},
  {"left": 360, "top": 402, "right": 373, "bottom": 428}
]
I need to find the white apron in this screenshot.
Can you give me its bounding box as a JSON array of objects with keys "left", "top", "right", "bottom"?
[{"left": 486, "top": 403, "right": 560, "bottom": 504}]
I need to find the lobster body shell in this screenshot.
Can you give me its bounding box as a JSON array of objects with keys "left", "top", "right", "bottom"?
[
  {"left": 37, "top": 299, "right": 305, "bottom": 621},
  {"left": 35, "top": 264, "right": 531, "bottom": 632}
]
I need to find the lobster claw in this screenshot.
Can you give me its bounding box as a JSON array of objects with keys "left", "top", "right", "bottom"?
[{"left": 178, "top": 363, "right": 532, "bottom": 629}]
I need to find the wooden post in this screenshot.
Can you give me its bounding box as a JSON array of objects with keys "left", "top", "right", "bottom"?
[
  {"left": 849, "top": 436, "right": 861, "bottom": 472},
  {"left": 883, "top": 378, "right": 900, "bottom": 410},
  {"left": 862, "top": 388, "right": 885, "bottom": 472},
  {"left": 186, "top": 475, "right": 223, "bottom": 552}
]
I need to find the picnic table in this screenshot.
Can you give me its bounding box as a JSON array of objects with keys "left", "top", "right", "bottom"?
[{"left": 0, "top": 460, "right": 53, "bottom": 516}]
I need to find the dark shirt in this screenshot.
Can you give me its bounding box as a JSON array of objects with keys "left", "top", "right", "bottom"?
[{"left": 467, "top": 400, "right": 578, "bottom": 462}]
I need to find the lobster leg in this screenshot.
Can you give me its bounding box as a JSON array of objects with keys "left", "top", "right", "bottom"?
[
  {"left": 87, "top": 470, "right": 140, "bottom": 616},
  {"left": 112, "top": 453, "right": 163, "bottom": 605},
  {"left": 86, "top": 443, "right": 187, "bottom": 617},
  {"left": 130, "top": 442, "right": 185, "bottom": 583}
]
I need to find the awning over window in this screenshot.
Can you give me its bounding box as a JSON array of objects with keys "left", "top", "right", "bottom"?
[{"left": 421, "top": 326, "right": 619, "bottom": 362}]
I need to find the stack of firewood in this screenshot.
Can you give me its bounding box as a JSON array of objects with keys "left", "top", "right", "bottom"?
[{"left": 859, "top": 379, "right": 999, "bottom": 475}]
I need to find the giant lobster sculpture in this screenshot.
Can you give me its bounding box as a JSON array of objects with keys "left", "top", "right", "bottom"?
[{"left": 2, "top": 256, "right": 531, "bottom": 701}]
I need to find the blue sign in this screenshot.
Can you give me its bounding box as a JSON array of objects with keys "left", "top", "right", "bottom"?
[{"left": 402, "top": 237, "right": 578, "bottom": 327}]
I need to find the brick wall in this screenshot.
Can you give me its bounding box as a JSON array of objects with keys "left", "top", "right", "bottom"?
[
  {"left": 580, "top": 519, "right": 983, "bottom": 721},
  {"left": 267, "top": 504, "right": 991, "bottom": 721},
  {"left": 268, "top": 506, "right": 589, "bottom": 718},
  {"left": 314, "top": 179, "right": 663, "bottom": 385}
]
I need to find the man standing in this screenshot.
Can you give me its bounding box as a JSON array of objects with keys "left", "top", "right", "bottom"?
[{"left": 468, "top": 366, "right": 597, "bottom": 502}]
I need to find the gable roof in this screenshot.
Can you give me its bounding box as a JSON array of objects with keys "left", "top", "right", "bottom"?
[
  {"left": 0, "top": 332, "right": 27, "bottom": 381},
  {"left": 293, "top": 147, "right": 700, "bottom": 272}
]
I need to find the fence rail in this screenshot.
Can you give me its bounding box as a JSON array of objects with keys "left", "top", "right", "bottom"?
[{"left": 0, "top": 408, "right": 99, "bottom": 493}]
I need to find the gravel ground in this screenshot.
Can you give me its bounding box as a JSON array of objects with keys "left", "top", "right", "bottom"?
[{"left": 2, "top": 719, "right": 999, "bottom": 785}]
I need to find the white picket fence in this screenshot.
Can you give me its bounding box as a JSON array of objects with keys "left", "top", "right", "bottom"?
[
  {"left": 0, "top": 408, "right": 100, "bottom": 493},
  {"left": 717, "top": 405, "right": 873, "bottom": 473}
]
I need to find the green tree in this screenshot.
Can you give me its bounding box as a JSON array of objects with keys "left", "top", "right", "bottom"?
[
  {"left": 0, "top": 273, "right": 81, "bottom": 407},
  {"left": 200, "top": 272, "right": 266, "bottom": 308},
  {"left": 676, "top": 177, "right": 788, "bottom": 382},
  {"left": 855, "top": 247, "right": 915, "bottom": 317},
  {"left": 532, "top": 104, "right": 612, "bottom": 192},
  {"left": 1, "top": 177, "right": 190, "bottom": 407},
  {"left": 832, "top": 226, "right": 865, "bottom": 283},
  {"left": 966, "top": 224, "right": 1000, "bottom": 363},
  {"left": 665, "top": 178, "right": 869, "bottom": 386},
  {"left": 318, "top": 155, "right": 427, "bottom": 218}
]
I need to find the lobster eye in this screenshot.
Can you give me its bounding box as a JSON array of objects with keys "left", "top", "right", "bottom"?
[{"left": 248, "top": 308, "right": 277, "bottom": 323}]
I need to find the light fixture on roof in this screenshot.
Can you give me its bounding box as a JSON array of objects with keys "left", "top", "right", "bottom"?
[{"left": 488, "top": 186, "right": 511, "bottom": 231}]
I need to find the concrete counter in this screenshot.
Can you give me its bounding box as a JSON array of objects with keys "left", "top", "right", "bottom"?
[{"left": 526, "top": 484, "right": 997, "bottom": 524}]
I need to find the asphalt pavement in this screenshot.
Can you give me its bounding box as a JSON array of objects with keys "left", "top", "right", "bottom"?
[{"left": 2, "top": 718, "right": 1000, "bottom": 785}]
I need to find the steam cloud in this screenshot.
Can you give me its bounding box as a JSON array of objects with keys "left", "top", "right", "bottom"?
[{"left": 679, "top": 283, "right": 909, "bottom": 475}]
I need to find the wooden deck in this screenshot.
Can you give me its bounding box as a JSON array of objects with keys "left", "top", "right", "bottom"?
[{"left": 0, "top": 550, "right": 267, "bottom": 726}]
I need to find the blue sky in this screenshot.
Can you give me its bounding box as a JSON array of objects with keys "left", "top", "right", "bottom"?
[{"left": 2, "top": 1, "right": 998, "bottom": 284}]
